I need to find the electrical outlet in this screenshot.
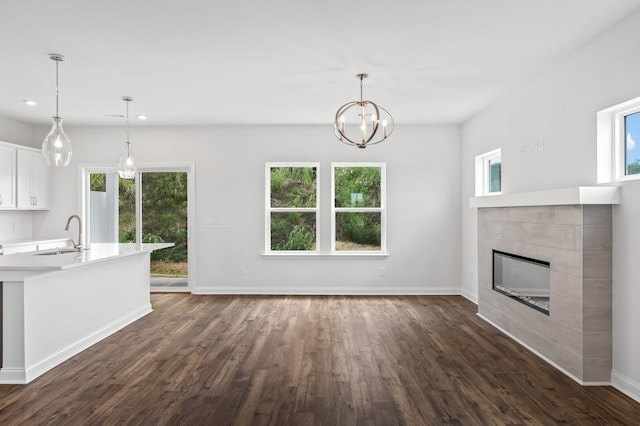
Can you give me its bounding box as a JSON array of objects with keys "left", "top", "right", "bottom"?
[
  {"left": 520, "top": 144, "right": 526, "bottom": 154},
  {"left": 379, "top": 267, "right": 386, "bottom": 276},
  {"left": 239, "top": 266, "right": 245, "bottom": 276},
  {"left": 537, "top": 137, "right": 544, "bottom": 151}
]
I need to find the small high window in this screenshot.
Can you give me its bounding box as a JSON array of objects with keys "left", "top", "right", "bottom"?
[
  {"left": 597, "top": 96, "right": 640, "bottom": 183},
  {"left": 624, "top": 111, "right": 640, "bottom": 176},
  {"left": 475, "top": 149, "right": 502, "bottom": 196}
]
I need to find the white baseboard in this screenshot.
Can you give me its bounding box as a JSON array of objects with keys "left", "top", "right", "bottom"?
[
  {"left": 0, "top": 368, "right": 28, "bottom": 384},
  {"left": 611, "top": 369, "right": 640, "bottom": 403},
  {"left": 0, "top": 304, "right": 153, "bottom": 385},
  {"left": 477, "top": 313, "right": 610, "bottom": 387},
  {"left": 460, "top": 288, "right": 478, "bottom": 304},
  {"left": 193, "top": 285, "right": 462, "bottom": 296}
]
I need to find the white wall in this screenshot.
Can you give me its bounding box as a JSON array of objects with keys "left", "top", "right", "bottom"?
[
  {"left": 32, "top": 124, "right": 462, "bottom": 294},
  {"left": 461, "top": 10, "right": 640, "bottom": 400},
  {"left": 0, "top": 116, "right": 37, "bottom": 241}
]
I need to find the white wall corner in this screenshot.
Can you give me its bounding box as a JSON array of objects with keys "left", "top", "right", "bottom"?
[{"left": 611, "top": 369, "right": 640, "bottom": 403}]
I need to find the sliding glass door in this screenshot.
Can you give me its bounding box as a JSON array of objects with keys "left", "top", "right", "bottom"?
[{"left": 83, "top": 165, "right": 193, "bottom": 292}]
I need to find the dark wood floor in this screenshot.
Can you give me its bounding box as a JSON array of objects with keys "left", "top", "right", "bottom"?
[{"left": 0, "top": 294, "right": 638, "bottom": 425}]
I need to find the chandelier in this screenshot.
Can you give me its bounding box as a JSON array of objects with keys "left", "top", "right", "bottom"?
[{"left": 333, "top": 73, "right": 394, "bottom": 148}]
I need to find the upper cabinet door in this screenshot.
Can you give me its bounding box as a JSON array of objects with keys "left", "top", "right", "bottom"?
[
  {"left": 17, "top": 148, "right": 50, "bottom": 210},
  {"left": 0, "top": 144, "right": 16, "bottom": 209},
  {"left": 30, "top": 151, "right": 49, "bottom": 209}
]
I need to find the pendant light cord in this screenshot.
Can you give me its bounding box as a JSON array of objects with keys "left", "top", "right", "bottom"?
[
  {"left": 126, "top": 100, "right": 130, "bottom": 144},
  {"left": 55, "top": 59, "right": 59, "bottom": 118}
]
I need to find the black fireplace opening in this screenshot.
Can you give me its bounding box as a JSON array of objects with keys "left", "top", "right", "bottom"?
[{"left": 492, "top": 250, "right": 550, "bottom": 315}]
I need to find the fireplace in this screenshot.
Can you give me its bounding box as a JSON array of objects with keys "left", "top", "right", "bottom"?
[
  {"left": 473, "top": 199, "right": 614, "bottom": 384},
  {"left": 492, "top": 250, "right": 550, "bottom": 315}
]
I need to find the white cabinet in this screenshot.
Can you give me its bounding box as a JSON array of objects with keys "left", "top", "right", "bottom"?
[
  {"left": 17, "top": 148, "right": 49, "bottom": 210},
  {"left": 0, "top": 143, "right": 16, "bottom": 209}
]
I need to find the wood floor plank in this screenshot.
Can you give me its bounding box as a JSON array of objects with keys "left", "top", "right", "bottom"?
[{"left": 0, "top": 294, "right": 638, "bottom": 425}]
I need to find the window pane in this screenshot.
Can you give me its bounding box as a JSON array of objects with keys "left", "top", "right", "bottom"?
[
  {"left": 270, "top": 167, "right": 317, "bottom": 207},
  {"left": 88, "top": 173, "right": 136, "bottom": 244},
  {"left": 489, "top": 159, "right": 501, "bottom": 192},
  {"left": 335, "top": 167, "right": 381, "bottom": 207},
  {"left": 625, "top": 111, "right": 640, "bottom": 175},
  {"left": 271, "top": 212, "right": 316, "bottom": 251},
  {"left": 141, "top": 172, "right": 189, "bottom": 278},
  {"left": 335, "top": 212, "right": 381, "bottom": 251}
]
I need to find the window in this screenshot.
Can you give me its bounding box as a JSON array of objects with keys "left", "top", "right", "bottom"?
[
  {"left": 265, "top": 163, "right": 319, "bottom": 252},
  {"left": 475, "top": 149, "right": 502, "bottom": 196},
  {"left": 597, "top": 96, "right": 640, "bottom": 182},
  {"left": 623, "top": 111, "right": 640, "bottom": 176},
  {"left": 332, "top": 163, "right": 386, "bottom": 253}
]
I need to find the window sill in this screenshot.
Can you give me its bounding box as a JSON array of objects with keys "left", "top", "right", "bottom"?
[{"left": 262, "top": 252, "right": 388, "bottom": 258}]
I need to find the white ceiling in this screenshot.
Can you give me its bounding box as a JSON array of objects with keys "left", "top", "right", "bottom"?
[{"left": 1, "top": 0, "right": 639, "bottom": 126}]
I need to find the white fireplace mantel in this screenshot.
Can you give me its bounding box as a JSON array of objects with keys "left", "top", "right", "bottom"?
[{"left": 469, "top": 186, "right": 620, "bottom": 208}]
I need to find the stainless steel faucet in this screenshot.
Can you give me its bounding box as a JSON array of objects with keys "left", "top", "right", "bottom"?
[{"left": 65, "top": 214, "right": 82, "bottom": 250}]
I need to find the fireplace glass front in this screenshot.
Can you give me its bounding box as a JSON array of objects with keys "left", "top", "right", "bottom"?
[{"left": 492, "top": 250, "right": 550, "bottom": 314}]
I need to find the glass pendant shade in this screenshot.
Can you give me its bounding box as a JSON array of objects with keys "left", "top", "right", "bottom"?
[
  {"left": 117, "top": 96, "right": 136, "bottom": 179},
  {"left": 42, "top": 54, "right": 73, "bottom": 167},
  {"left": 42, "top": 117, "right": 73, "bottom": 167},
  {"left": 118, "top": 142, "right": 136, "bottom": 179}
]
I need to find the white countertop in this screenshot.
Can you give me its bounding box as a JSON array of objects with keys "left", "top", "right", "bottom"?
[
  {"left": 0, "top": 243, "right": 174, "bottom": 272},
  {"left": 469, "top": 186, "right": 621, "bottom": 208}
]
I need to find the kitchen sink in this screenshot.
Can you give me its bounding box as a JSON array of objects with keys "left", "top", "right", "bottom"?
[{"left": 34, "top": 249, "right": 79, "bottom": 256}]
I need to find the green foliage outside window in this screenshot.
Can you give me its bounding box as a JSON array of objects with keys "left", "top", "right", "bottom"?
[
  {"left": 269, "top": 166, "right": 317, "bottom": 251},
  {"left": 334, "top": 167, "right": 381, "bottom": 207},
  {"left": 334, "top": 167, "right": 382, "bottom": 250},
  {"left": 270, "top": 167, "right": 316, "bottom": 207},
  {"left": 271, "top": 212, "right": 316, "bottom": 251}
]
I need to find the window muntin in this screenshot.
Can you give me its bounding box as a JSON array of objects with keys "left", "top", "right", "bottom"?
[
  {"left": 332, "top": 163, "right": 386, "bottom": 253},
  {"left": 624, "top": 111, "right": 640, "bottom": 176},
  {"left": 266, "top": 163, "right": 319, "bottom": 252}
]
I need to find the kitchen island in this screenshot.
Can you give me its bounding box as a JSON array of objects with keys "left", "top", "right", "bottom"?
[{"left": 0, "top": 243, "right": 171, "bottom": 384}]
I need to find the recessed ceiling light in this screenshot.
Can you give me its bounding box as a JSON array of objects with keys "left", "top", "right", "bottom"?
[
  {"left": 22, "top": 99, "right": 37, "bottom": 106},
  {"left": 137, "top": 114, "right": 148, "bottom": 120}
]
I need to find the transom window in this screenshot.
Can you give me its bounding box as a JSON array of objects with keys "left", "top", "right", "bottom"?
[
  {"left": 332, "top": 163, "right": 386, "bottom": 253},
  {"left": 265, "top": 163, "right": 319, "bottom": 252}
]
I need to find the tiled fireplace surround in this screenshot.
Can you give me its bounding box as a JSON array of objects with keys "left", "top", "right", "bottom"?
[{"left": 477, "top": 204, "right": 613, "bottom": 384}]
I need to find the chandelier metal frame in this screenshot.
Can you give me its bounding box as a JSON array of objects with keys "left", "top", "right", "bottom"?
[{"left": 333, "top": 73, "right": 394, "bottom": 149}]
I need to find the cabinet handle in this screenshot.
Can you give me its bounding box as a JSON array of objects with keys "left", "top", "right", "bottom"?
[
  {"left": 33, "top": 196, "right": 37, "bottom": 206},
  {"left": 0, "top": 194, "right": 3, "bottom": 205}
]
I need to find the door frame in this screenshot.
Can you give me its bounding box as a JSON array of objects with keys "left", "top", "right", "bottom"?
[{"left": 79, "top": 162, "right": 196, "bottom": 292}]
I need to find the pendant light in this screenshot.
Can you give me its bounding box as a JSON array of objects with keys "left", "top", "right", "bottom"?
[
  {"left": 334, "top": 73, "right": 394, "bottom": 149},
  {"left": 42, "top": 54, "right": 73, "bottom": 167},
  {"left": 117, "top": 96, "right": 136, "bottom": 179}
]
